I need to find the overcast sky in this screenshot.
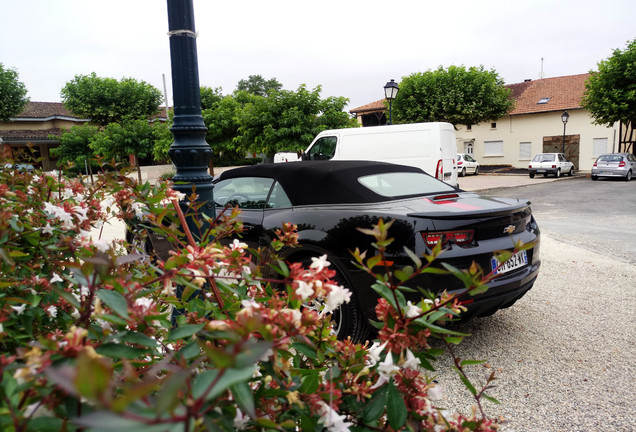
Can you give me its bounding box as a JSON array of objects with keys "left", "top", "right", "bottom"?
[{"left": 1, "top": 0, "right": 635, "bottom": 111}]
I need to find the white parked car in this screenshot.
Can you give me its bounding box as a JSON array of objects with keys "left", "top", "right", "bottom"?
[
  {"left": 528, "top": 153, "right": 574, "bottom": 178},
  {"left": 457, "top": 153, "right": 480, "bottom": 176}
]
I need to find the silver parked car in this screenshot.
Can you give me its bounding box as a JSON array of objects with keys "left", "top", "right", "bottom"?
[{"left": 591, "top": 153, "right": 636, "bottom": 181}]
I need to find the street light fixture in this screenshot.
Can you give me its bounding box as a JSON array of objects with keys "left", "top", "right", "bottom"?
[
  {"left": 561, "top": 111, "right": 569, "bottom": 154},
  {"left": 383, "top": 79, "right": 399, "bottom": 125}
]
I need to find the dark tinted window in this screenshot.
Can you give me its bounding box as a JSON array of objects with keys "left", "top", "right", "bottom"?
[
  {"left": 358, "top": 172, "right": 454, "bottom": 197},
  {"left": 214, "top": 177, "right": 274, "bottom": 209},
  {"left": 306, "top": 136, "right": 337, "bottom": 160}
]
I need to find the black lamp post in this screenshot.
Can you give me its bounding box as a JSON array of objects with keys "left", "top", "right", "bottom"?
[
  {"left": 166, "top": 0, "right": 214, "bottom": 231},
  {"left": 383, "top": 79, "right": 399, "bottom": 125},
  {"left": 561, "top": 111, "right": 569, "bottom": 154}
]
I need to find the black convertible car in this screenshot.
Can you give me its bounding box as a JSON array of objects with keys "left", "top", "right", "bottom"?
[{"left": 138, "top": 161, "right": 541, "bottom": 342}]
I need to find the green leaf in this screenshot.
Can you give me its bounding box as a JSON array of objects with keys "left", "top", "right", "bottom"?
[
  {"left": 192, "top": 367, "right": 256, "bottom": 401},
  {"left": 460, "top": 359, "right": 486, "bottom": 367},
  {"left": 481, "top": 393, "right": 501, "bottom": 404},
  {"left": 299, "top": 371, "right": 320, "bottom": 394},
  {"left": 26, "top": 417, "right": 65, "bottom": 432},
  {"left": 156, "top": 371, "right": 190, "bottom": 414},
  {"left": 96, "top": 343, "right": 148, "bottom": 359},
  {"left": 454, "top": 367, "right": 478, "bottom": 396},
  {"left": 167, "top": 323, "right": 204, "bottom": 342},
  {"left": 97, "top": 289, "right": 129, "bottom": 319},
  {"left": 363, "top": 385, "right": 387, "bottom": 422},
  {"left": 117, "top": 331, "right": 159, "bottom": 348},
  {"left": 234, "top": 340, "right": 273, "bottom": 368},
  {"left": 231, "top": 381, "right": 256, "bottom": 418},
  {"left": 291, "top": 341, "right": 318, "bottom": 361},
  {"left": 386, "top": 380, "right": 407, "bottom": 430}
]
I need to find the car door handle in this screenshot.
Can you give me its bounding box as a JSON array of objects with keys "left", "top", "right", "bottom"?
[{"left": 243, "top": 224, "right": 255, "bottom": 231}]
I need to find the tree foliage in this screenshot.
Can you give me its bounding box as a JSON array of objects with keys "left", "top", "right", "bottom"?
[
  {"left": 235, "top": 74, "right": 282, "bottom": 96},
  {"left": 234, "top": 85, "right": 358, "bottom": 157},
  {"left": 200, "top": 86, "right": 224, "bottom": 110},
  {"left": 61, "top": 72, "right": 163, "bottom": 126},
  {"left": 582, "top": 39, "right": 636, "bottom": 128},
  {"left": 392, "top": 65, "right": 514, "bottom": 126},
  {"left": 51, "top": 124, "right": 99, "bottom": 174},
  {"left": 0, "top": 63, "right": 29, "bottom": 122},
  {"left": 90, "top": 119, "right": 158, "bottom": 181}
]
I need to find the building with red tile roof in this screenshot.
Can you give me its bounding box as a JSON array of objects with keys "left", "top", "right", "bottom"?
[{"left": 350, "top": 74, "right": 625, "bottom": 171}]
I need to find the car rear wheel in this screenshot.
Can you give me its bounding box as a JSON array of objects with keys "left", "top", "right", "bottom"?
[
  {"left": 555, "top": 169, "right": 561, "bottom": 178},
  {"left": 300, "top": 256, "right": 371, "bottom": 343},
  {"left": 543, "top": 173, "right": 548, "bottom": 178},
  {"left": 591, "top": 175, "right": 598, "bottom": 181},
  {"left": 473, "top": 166, "right": 479, "bottom": 175},
  {"left": 626, "top": 170, "right": 632, "bottom": 181},
  {"left": 529, "top": 173, "right": 535, "bottom": 178},
  {"left": 460, "top": 168, "right": 466, "bottom": 177},
  {"left": 568, "top": 167, "right": 574, "bottom": 176}
]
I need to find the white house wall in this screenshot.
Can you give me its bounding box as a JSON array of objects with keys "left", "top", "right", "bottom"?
[{"left": 455, "top": 110, "right": 618, "bottom": 171}]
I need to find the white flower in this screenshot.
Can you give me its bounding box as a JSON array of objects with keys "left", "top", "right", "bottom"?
[
  {"left": 0, "top": 323, "right": 3, "bottom": 333},
  {"left": 230, "top": 239, "right": 248, "bottom": 252},
  {"left": 405, "top": 300, "right": 422, "bottom": 318},
  {"left": 50, "top": 273, "right": 63, "bottom": 284},
  {"left": 46, "top": 305, "right": 58, "bottom": 318},
  {"left": 371, "top": 351, "right": 400, "bottom": 389},
  {"left": 92, "top": 239, "right": 110, "bottom": 252},
  {"left": 428, "top": 383, "right": 444, "bottom": 400},
  {"left": 233, "top": 408, "right": 250, "bottom": 430},
  {"left": 295, "top": 280, "right": 314, "bottom": 300},
  {"left": 72, "top": 206, "right": 89, "bottom": 223},
  {"left": 131, "top": 202, "right": 147, "bottom": 219},
  {"left": 402, "top": 348, "right": 421, "bottom": 370},
  {"left": 310, "top": 254, "right": 330, "bottom": 272},
  {"left": 318, "top": 402, "right": 352, "bottom": 432},
  {"left": 366, "top": 341, "right": 388, "bottom": 367},
  {"left": 11, "top": 304, "right": 27, "bottom": 315},
  {"left": 135, "top": 297, "right": 155, "bottom": 311},
  {"left": 322, "top": 284, "right": 351, "bottom": 315},
  {"left": 41, "top": 223, "right": 54, "bottom": 235}
]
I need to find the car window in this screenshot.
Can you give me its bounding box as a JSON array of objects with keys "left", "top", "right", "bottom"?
[
  {"left": 306, "top": 136, "right": 337, "bottom": 160},
  {"left": 628, "top": 154, "right": 636, "bottom": 162},
  {"left": 214, "top": 177, "right": 274, "bottom": 209},
  {"left": 266, "top": 181, "right": 292, "bottom": 209},
  {"left": 533, "top": 154, "right": 555, "bottom": 162},
  {"left": 465, "top": 155, "right": 475, "bottom": 162},
  {"left": 598, "top": 155, "right": 622, "bottom": 162},
  {"left": 358, "top": 172, "right": 455, "bottom": 197}
]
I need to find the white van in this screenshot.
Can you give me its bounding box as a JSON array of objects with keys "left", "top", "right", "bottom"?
[{"left": 280, "top": 122, "right": 458, "bottom": 186}]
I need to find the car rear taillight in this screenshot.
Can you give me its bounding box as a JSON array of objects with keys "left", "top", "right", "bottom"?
[
  {"left": 458, "top": 161, "right": 463, "bottom": 166},
  {"left": 593, "top": 161, "right": 598, "bottom": 167},
  {"left": 619, "top": 161, "right": 626, "bottom": 167},
  {"left": 435, "top": 160, "right": 444, "bottom": 181},
  {"left": 422, "top": 229, "right": 474, "bottom": 247},
  {"left": 551, "top": 164, "right": 557, "bottom": 168}
]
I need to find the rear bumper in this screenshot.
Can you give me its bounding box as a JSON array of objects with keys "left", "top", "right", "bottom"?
[
  {"left": 529, "top": 167, "right": 558, "bottom": 174},
  {"left": 591, "top": 168, "right": 628, "bottom": 178}
]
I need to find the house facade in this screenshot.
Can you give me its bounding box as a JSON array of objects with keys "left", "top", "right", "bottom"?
[
  {"left": 0, "top": 102, "right": 87, "bottom": 171},
  {"left": 349, "top": 74, "right": 622, "bottom": 171}
]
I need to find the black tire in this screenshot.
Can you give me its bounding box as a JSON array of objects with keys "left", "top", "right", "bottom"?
[
  {"left": 300, "top": 257, "right": 371, "bottom": 343},
  {"left": 543, "top": 173, "right": 548, "bottom": 178},
  {"left": 568, "top": 167, "right": 574, "bottom": 177},
  {"left": 460, "top": 168, "right": 466, "bottom": 177},
  {"left": 555, "top": 169, "right": 561, "bottom": 178},
  {"left": 591, "top": 175, "right": 598, "bottom": 181},
  {"left": 626, "top": 170, "right": 632, "bottom": 181},
  {"left": 473, "top": 166, "right": 479, "bottom": 175},
  {"left": 529, "top": 173, "right": 535, "bottom": 178}
]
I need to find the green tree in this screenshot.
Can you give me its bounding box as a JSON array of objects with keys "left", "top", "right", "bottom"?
[
  {"left": 202, "top": 95, "right": 242, "bottom": 161},
  {"left": 392, "top": 65, "right": 514, "bottom": 127},
  {"left": 51, "top": 125, "right": 99, "bottom": 177},
  {"left": 234, "top": 85, "right": 357, "bottom": 158},
  {"left": 582, "top": 39, "right": 636, "bottom": 142},
  {"left": 61, "top": 72, "right": 163, "bottom": 126},
  {"left": 91, "top": 118, "right": 157, "bottom": 182},
  {"left": 200, "top": 86, "right": 224, "bottom": 110},
  {"left": 235, "top": 74, "right": 282, "bottom": 96},
  {"left": 0, "top": 63, "right": 29, "bottom": 122}
]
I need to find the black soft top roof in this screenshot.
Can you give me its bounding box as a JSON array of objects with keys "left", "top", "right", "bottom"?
[{"left": 215, "top": 160, "right": 426, "bottom": 206}]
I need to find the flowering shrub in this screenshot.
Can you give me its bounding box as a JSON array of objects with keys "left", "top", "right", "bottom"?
[{"left": 0, "top": 163, "right": 526, "bottom": 431}]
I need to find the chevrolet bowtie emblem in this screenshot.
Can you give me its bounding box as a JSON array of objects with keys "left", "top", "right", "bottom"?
[{"left": 503, "top": 225, "right": 516, "bottom": 234}]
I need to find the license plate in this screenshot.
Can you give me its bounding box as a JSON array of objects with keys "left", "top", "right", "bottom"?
[
  {"left": 491, "top": 250, "right": 528, "bottom": 275},
  {"left": 536, "top": 169, "right": 546, "bottom": 173}
]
